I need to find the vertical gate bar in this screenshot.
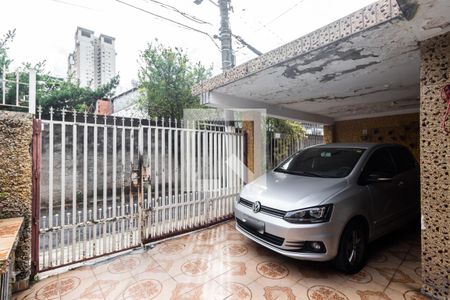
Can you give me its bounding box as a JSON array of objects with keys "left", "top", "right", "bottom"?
[
  {"left": 138, "top": 124, "right": 144, "bottom": 244},
  {"left": 196, "top": 127, "right": 201, "bottom": 225},
  {"left": 191, "top": 126, "right": 196, "bottom": 226},
  {"left": 218, "top": 131, "right": 223, "bottom": 219},
  {"left": 83, "top": 112, "right": 88, "bottom": 259},
  {"left": 71, "top": 111, "right": 77, "bottom": 263},
  {"left": 174, "top": 121, "right": 179, "bottom": 231},
  {"left": 185, "top": 122, "right": 191, "bottom": 228},
  {"left": 168, "top": 120, "right": 173, "bottom": 232},
  {"left": 31, "top": 118, "right": 42, "bottom": 276},
  {"left": 161, "top": 118, "right": 166, "bottom": 234},
  {"left": 241, "top": 131, "right": 244, "bottom": 189},
  {"left": 271, "top": 133, "right": 274, "bottom": 169},
  {"left": 202, "top": 128, "right": 207, "bottom": 225},
  {"left": 15, "top": 71, "right": 19, "bottom": 106},
  {"left": 227, "top": 131, "right": 232, "bottom": 216},
  {"left": 211, "top": 127, "right": 216, "bottom": 221},
  {"left": 229, "top": 132, "right": 233, "bottom": 215},
  {"left": 154, "top": 118, "right": 159, "bottom": 236},
  {"left": 191, "top": 125, "right": 195, "bottom": 226},
  {"left": 191, "top": 125, "right": 197, "bottom": 227},
  {"left": 112, "top": 117, "right": 117, "bottom": 250},
  {"left": 48, "top": 108, "right": 54, "bottom": 267},
  {"left": 223, "top": 132, "right": 228, "bottom": 218},
  {"left": 60, "top": 110, "right": 66, "bottom": 264},
  {"left": 232, "top": 132, "right": 236, "bottom": 215},
  {"left": 235, "top": 130, "right": 239, "bottom": 210},
  {"left": 129, "top": 121, "right": 135, "bottom": 244},
  {"left": 208, "top": 128, "right": 213, "bottom": 223},
  {"left": 180, "top": 121, "right": 185, "bottom": 230},
  {"left": 146, "top": 122, "right": 153, "bottom": 238},
  {"left": 2, "top": 66, "right": 5, "bottom": 104},
  {"left": 223, "top": 131, "right": 228, "bottom": 217},
  {"left": 121, "top": 118, "right": 126, "bottom": 247},
  {"left": 93, "top": 114, "right": 98, "bottom": 256},
  {"left": 103, "top": 116, "right": 108, "bottom": 253}
]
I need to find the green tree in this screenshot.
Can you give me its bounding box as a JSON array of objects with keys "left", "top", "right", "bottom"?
[
  {"left": 0, "top": 29, "right": 15, "bottom": 70},
  {"left": 38, "top": 74, "right": 120, "bottom": 111},
  {"left": 267, "top": 117, "right": 305, "bottom": 136},
  {"left": 0, "top": 29, "right": 119, "bottom": 112},
  {"left": 138, "top": 41, "right": 211, "bottom": 120}
]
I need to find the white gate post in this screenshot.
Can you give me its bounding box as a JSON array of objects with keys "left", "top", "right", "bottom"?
[{"left": 28, "top": 70, "right": 36, "bottom": 114}]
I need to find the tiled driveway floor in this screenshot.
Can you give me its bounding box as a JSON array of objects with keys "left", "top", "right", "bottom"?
[{"left": 14, "top": 220, "right": 429, "bottom": 300}]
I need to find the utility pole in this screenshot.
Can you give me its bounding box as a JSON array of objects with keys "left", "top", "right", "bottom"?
[
  {"left": 195, "top": 0, "right": 261, "bottom": 70},
  {"left": 218, "top": 0, "right": 234, "bottom": 70}
]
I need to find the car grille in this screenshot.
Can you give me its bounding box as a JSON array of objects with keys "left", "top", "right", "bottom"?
[
  {"left": 236, "top": 218, "right": 284, "bottom": 246},
  {"left": 238, "top": 198, "right": 286, "bottom": 218}
]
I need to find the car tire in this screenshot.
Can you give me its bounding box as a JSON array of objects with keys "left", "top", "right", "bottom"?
[{"left": 333, "top": 220, "right": 367, "bottom": 274}]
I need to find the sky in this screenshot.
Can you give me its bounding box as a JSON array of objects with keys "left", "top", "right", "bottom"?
[{"left": 1, "top": 0, "right": 376, "bottom": 93}]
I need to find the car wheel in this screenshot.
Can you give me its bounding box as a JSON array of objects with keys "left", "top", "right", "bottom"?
[{"left": 333, "top": 220, "right": 367, "bottom": 274}]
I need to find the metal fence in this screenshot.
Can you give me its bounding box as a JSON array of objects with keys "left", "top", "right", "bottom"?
[
  {"left": 34, "top": 108, "right": 244, "bottom": 271},
  {"left": 267, "top": 125, "right": 324, "bottom": 170},
  {"left": 0, "top": 65, "right": 36, "bottom": 113}
]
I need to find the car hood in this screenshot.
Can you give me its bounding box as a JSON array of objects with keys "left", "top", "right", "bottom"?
[{"left": 240, "top": 171, "right": 348, "bottom": 211}]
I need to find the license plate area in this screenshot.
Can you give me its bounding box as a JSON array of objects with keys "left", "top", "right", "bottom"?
[{"left": 240, "top": 215, "right": 265, "bottom": 234}]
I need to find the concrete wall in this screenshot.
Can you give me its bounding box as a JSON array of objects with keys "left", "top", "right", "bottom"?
[
  {"left": 0, "top": 112, "right": 32, "bottom": 286},
  {"left": 323, "top": 113, "right": 420, "bottom": 160},
  {"left": 419, "top": 31, "right": 450, "bottom": 300}
]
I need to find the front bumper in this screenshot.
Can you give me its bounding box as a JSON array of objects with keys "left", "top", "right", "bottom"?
[{"left": 234, "top": 202, "right": 341, "bottom": 261}]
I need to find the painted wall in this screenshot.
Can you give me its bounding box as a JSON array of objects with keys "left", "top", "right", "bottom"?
[
  {"left": 419, "top": 31, "right": 450, "bottom": 300},
  {"left": 0, "top": 112, "right": 32, "bottom": 289},
  {"left": 323, "top": 113, "right": 420, "bottom": 160}
]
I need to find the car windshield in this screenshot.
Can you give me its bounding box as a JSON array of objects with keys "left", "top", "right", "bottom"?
[{"left": 274, "top": 147, "right": 365, "bottom": 178}]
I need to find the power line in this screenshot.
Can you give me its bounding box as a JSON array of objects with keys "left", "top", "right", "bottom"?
[
  {"left": 142, "top": 0, "right": 212, "bottom": 25},
  {"left": 255, "top": 0, "right": 306, "bottom": 32},
  {"left": 115, "top": 0, "right": 220, "bottom": 50},
  {"left": 49, "top": 0, "right": 97, "bottom": 10},
  {"left": 228, "top": 5, "right": 285, "bottom": 44}
]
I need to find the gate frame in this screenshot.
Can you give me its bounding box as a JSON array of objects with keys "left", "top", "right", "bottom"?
[{"left": 31, "top": 118, "right": 41, "bottom": 278}]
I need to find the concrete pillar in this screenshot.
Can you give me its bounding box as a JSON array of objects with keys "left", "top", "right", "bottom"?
[
  {"left": 242, "top": 111, "right": 265, "bottom": 182},
  {"left": 323, "top": 125, "right": 334, "bottom": 144},
  {"left": 242, "top": 120, "right": 254, "bottom": 182},
  {"left": 419, "top": 31, "right": 450, "bottom": 299},
  {"left": 0, "top": 111, "right": 33, "bottom": 291}
]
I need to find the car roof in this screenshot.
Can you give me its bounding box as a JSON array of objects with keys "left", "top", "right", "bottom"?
[{"left": 310, "top": 143, "right": 404, "bottom": 150}]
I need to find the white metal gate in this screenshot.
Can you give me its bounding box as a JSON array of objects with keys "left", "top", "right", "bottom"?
[{"left": 35, "top": 107, "right": 244, "bottom": 271}]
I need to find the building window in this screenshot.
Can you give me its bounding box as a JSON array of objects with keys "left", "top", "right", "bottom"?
[
  {"left": 81, "top": 31, "right": 91, "bottom": 38},
  {"left": 103, "top": 37, "right": 113, "bottom": 44}
]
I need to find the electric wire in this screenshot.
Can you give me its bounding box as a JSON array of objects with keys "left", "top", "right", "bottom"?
[
  {"left": 255, "top": 0, "right": 306, "bottom": 32},
  {"left": 142, "top": 0, "right": 212, "bottom": 25},
  {"left": 115, "top": 0, "right": 220, "bottom": 50},
  {"left": 49, "top": 0, "right": 96, "bottom": 10}
]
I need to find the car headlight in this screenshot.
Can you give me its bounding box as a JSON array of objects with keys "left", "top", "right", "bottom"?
[{"left": 283, "top": 205, "right": 333, "bottom": 224}]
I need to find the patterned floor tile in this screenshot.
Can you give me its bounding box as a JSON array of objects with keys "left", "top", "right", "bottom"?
[
  {"left": 177, "top": 279, "right": 231, "bottom": 300},
  {"left": 213, "top": 260, "right": 261, "bottom": 286},
  {"left": 99, "top": 277, "right": 137, "bottom": 300},
  {"left": 14, "top": 220, "right": 431, "bottom": 300}
]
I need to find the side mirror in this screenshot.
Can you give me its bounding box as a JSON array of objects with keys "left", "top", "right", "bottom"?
[{"left": 366, "top": 172, "right": 393, "bottom": 183}]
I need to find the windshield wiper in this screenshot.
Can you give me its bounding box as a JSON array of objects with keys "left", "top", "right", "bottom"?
[
  {"left": 295, "top": 171, "right": 325, "bottom": 178},
  {"left": 274, "top": 168, "right": 297, "bottom": 175},
  {"left": 274, "top": 169, "right": 325, "bottom": 178}
]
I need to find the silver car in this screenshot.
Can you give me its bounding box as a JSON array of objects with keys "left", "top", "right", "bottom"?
[{"left": 234, "top": 143, "right": 420, "bottom": 273}]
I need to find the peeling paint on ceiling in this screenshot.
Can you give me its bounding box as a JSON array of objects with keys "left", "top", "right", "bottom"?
[{"left": 194, "top": 0, "right": 450, "bottom": 121}]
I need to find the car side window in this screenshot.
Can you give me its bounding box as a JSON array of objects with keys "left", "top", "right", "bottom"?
[
  {"left": 389, "top": 147, "right": 416, "bottom": 174},
  {"left": 363, "top": 148, "right": 396, "bottom": 178}
]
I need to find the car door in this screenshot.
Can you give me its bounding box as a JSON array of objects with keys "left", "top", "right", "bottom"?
[
  {"left": 388, "top": 146, "right": 420, "bottom": 222},
  {"left": 361, "top": 147, "right": 402, "bottom": 238}
]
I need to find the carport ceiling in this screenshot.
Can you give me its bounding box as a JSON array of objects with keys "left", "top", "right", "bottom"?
[{"left": 193, "top": 0, "right": 450, "bottom": 123}]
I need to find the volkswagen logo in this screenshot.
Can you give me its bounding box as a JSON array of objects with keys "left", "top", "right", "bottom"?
[{"left": 252, "top": 201, "right": 261, "bottom": 213}]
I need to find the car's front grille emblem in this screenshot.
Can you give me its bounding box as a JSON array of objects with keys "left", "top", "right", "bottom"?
[{"left": 252, "top": 201, "right": 261, "bottom": 213}]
